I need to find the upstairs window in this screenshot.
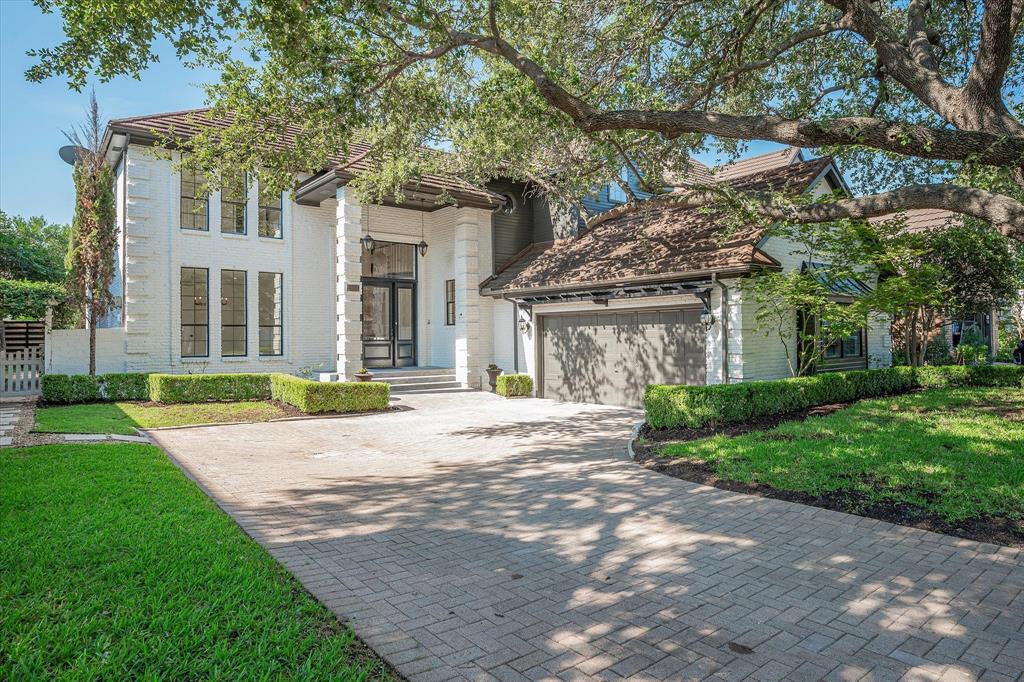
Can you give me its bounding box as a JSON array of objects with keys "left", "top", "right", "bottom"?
[
  {"left": 607, "top": 168, "right": 629, "bottom": 203},
  {"left": 258, "top": 182, "right": 283, "bottom": 238},
  {"left": 221, "top": 173, "right": 247, "bottom": 235},
  {"left": 180, "top": 167, "right": 209, "bottom": 231}
]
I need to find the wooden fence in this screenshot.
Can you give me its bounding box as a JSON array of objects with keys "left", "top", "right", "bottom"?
[{"left": 1, "top": 346, "right": 43, "bottom": 396}]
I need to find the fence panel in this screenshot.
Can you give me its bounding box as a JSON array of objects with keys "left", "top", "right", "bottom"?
[{"left": 1, "top": 346, "right": 43, "bottom": 395}]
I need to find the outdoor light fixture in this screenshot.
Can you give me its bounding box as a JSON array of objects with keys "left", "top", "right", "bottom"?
[
  {"left": 416, "top": 213, "right": 428, "bottom": 256},
  {"left": 700, "top": 310, "right": 715, "bottom": 329},
  {"left": 360, "top": 233, "right": 376, "bottom": 252},
  {"left": 518, "top": 319, "right": 532, "bottom": 334}
]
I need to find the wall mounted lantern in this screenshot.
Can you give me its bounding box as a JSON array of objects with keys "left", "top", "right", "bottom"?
[{"left": 360, "top": 233, "right": 376, "bottom": 252}]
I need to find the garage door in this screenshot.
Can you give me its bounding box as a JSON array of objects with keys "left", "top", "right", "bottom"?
[{"left": 539, "top": 308, "right": 706, "bottom": 407}]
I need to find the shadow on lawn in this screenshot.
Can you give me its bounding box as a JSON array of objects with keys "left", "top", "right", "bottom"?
[{"left": 161, "top": 403, "right": 1024, "bottom": 680}]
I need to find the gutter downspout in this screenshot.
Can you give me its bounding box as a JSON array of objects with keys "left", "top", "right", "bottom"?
[{"left": 712, "top": 273, "right": 730, "bottom": 384}]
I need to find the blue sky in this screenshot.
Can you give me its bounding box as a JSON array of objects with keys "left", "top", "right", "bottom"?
[
  {"left": 0, "top": 0, "right": 214, "bottom": 225},
  {"left": 1, "top": 0, "right": 782, "bottom": 226}
]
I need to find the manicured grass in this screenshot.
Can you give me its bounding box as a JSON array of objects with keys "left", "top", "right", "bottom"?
[
  {"left": 0, "top": 443, "right": 389, "bottom": 680},
  {"left": 661, "top": 388, "right": 1024, "bottom": 522},
  {"left": 33, "top": 400, "right": 293, "bottom": 435}
]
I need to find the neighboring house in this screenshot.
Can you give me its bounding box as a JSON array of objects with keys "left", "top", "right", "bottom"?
[
  {"left": 869, "top": 208, "right": 1001, "bottom": 357},
  {"left": 46, "top": 108, "right": 891, "bottom": 407}
]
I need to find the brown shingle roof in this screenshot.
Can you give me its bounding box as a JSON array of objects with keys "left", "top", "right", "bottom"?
[
  {"left": 868, "top": 208, "right": 961, "bottom": 232},
  {"left": 107, "top": 108, "right": 503, "bottom": 208},
  {"left": 482, "top": 157, "right": 832, "bottom": 295},
  {"left": 714, "top": 146, "right": 803, "bottom": 181}
]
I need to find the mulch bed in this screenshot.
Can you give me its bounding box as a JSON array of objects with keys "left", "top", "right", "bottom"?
[{"left": 635, "top": 409, "right": 1024, "bottom": 549}]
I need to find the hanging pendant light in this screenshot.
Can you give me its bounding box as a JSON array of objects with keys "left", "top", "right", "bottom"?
[
  {"left": 360, "top": 232, "right": 376, "bottom": 252},
  {"left": 417, "top": 212, "right": 428, "bottom": 256}
]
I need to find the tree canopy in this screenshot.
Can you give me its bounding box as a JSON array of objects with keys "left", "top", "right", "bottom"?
[
  {"left": 0, "top": 211, "right": 69, "bottom": 283},
  {"left": 27, "top": 0, "right": 1024, "bottom": 238}
]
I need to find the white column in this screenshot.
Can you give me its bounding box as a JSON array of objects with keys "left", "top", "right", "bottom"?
[
  {"left": 335, "top": 187, "right": 363, "bottom": 380},
  {"left": 454, "top": 208, "right": 483, "bottom": 388}
]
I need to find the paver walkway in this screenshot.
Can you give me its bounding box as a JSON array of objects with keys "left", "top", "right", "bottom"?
[
  {"left": 150, "top": 391, "right": 1024, "bottom": 681},
  {"left": 0, "top": 397, "right": 33, "bottom": 446}
]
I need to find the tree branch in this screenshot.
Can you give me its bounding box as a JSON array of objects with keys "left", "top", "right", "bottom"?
[
  {"left": 965, "top": 0, "right": 1024, "bottom": 123},
  {"left": 586, "top": 184, "right": 1024, "bottom": 240}
]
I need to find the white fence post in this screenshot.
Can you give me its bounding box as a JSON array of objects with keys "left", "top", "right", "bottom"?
[{"left": 1, "top": 346, "right": 43, "bottom": 396}]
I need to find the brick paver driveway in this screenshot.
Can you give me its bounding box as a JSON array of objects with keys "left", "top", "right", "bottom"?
[{"left": 150, "top": 391, "right": 1024, "bottom": 681}]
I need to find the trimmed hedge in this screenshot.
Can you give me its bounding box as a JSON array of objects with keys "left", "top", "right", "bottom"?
[
  {"left": 496, "top": 373, "right": 533, "bottom": 398},
  {"left": 148, "top": 373, "right": 272, "bottom": 404},
  {"left": 40, "top": 374, "right": 101, "bottom": 404},
  {"left": 270, "top": 374, "right": 390, "bottom": 414},
  {"left": 645, "top": 364, "right": 1024, "bottom": 430},
  {"left": 102, "top": 372, "right": 150, "bottom": 401}
]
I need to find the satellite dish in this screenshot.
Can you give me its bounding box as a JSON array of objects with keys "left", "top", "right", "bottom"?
[{"left": 58, "top": 144, "right": 88, "bottom": 166}]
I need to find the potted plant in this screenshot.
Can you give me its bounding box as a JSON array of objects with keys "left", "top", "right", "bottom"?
[
  {"left": 353, "top": 368, "right": 374, "bottom": 382},
  {"left": 486, "top": 363, "right": 503, "bottom": 392}
]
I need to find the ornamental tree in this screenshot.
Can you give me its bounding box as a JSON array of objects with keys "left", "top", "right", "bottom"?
[
  {"left": 25, "top": 0, "right": 1024, "bottom": 238},
  {"left": 65, "top": 93, "right": 117, "bottom": 376}
]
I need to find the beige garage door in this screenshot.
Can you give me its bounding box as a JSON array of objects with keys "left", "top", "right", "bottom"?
[{"left": 539, "top": 308, "right": 706, "bottom": 407}]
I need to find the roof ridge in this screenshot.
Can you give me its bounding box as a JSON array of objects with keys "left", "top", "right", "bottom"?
[{"left": 109, "top": 107, "right": 213, "bottom": 125}]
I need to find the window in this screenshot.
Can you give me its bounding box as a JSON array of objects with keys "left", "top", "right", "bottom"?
[
  {"left": 220, "top": 269, "right": 247, "bottom": 356},
  {"left": 445, "top": 279, "right": 455, "bottom": 326},
  {"left": 258, "top": 181, "right": 283, "bottom": 238},
  {"left": 361, "top": 241, "right": 416, "bottom": 279},
  {"left": 822, "top": 324, "right": 863, "bottom": 360},
  {"left": 221, "top": 173, "right": 247, "bottom": 235},
  {"left": 180, "top": 267, "right": 209, "bottom": 357},
  {"left": 180, "top": 167, "right": 209, "bottom": 231},
  {"left": 608, "top": 168, "right": 629, "bottom": 203},
  {"left": 258, "top": 272, "right": 283, "bottom": 356}
]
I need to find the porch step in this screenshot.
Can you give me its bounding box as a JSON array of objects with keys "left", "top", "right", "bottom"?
[
  {"left": 380, "top": 379, "right": 462, "bottom": 393},
  {"left": 371, "top": 366, "right": 454, "bottom": 377},
  {"left": 376, "top": 373, "right": 457, "bottom": 386},
  {"left": 388, "top": 386, "right": 480, "bottom": 395}
]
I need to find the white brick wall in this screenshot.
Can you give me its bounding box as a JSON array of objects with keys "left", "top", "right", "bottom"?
[{"left": 117, "top": 145, "right": 336, "bottom": 375}]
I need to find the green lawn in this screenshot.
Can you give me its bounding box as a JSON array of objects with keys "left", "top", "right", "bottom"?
[
  {"left": 660, "top": 387, "right": 1024, "bottom": 522},
  {"left": 33, "top": 400, "right": 293, "bottom": 435},
  {"left": 0, "top": 443, "right": 389, "bottom": 680}
]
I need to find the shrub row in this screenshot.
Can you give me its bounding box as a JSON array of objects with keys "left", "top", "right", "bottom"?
[
  {"left": 41, "top": 372, "right": 150, "bottom": 404},
  {"left": 270, "top": 374, "right": 390, "bottom": 414},
  {"left": 645, "top": 364, "right": 1024, "bottom": 430},
  {"left": 147, "top": 373, "right": 272, "bottom": 404},
  {"left": 496, "top": 373, "right": 533, "bottom": 397}
]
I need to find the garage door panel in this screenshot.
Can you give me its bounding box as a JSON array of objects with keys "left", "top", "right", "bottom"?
[{"left": 540, "top": 307, "right": 706, "bottom": 407}]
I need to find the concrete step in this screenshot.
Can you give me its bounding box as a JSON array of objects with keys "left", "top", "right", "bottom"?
[
  {"left": 371, "top": 366, "right": 454, "bottom": 377},
  {"left": 376, "top": 374, "right": 457, "bottom": 386},
  {"left": 388, "top": 386, "right": 480, "bottom": 395},
  {"left": 387, "top": 380, "right": 463, "bottom": 392}
]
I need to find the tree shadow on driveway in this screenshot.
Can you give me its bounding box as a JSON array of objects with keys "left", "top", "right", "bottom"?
[{"left": 155, "top": 401, "right": 1024, "bottom": 681}]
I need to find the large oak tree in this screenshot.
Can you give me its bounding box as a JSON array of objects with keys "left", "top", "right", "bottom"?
[{"left": 27, "top": 0, "right": 1024, "bottom": 238}]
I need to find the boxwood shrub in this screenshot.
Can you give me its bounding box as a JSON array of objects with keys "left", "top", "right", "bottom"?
[
  {"left": 102, "top": 372, "right": 151, "bottom": 401},
  {"left": 270, "top": 374, "right": 390, "bottom": 414},
  {"left": 148, "top": 373, "right": 272, "bottom": 404},
  {"left": 496, "top": 374, "right": 533, "bottom": 397},
  {"left": 645, "top": 364, "right": 1024, "bottom": 430},
  {"left": 40, "top": 374, "right": 101, "bottom": 404}
]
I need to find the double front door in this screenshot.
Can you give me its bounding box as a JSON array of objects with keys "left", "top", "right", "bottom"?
[{"left": 362, "top": 279, "right": 415, "bottom": 367}]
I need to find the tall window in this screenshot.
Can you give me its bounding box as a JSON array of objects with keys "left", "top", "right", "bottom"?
[
  {"left": 258, "top": 182, "right": 283, "bottom": 238},
  {"left": 221, "top": 173, "right": 247, "bottom": 235},
  {"left": 258, "top": 272, "right": 283, "bottom": 356},
  {"left": 180, "top": 267, "right": 209, "bottom": 357},
  {"left": 180, "top": 167, "right": 209, "bottom": 231},
  {"left": 221, "top": 269, "right": 247, "bottom": 356},
  {"left": 445, "top": 279, "right": 456, "bottom": 326}
]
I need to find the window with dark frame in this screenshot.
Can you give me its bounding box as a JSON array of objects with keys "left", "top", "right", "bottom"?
[
  {"left": 221, "top": 173, "right": 247, "bottom": 235},
  {"left": 258, "top": 272, "right": 283, "bottom": 356},
  {"left": 220, "top": 269, "right": 247, "bottom": 356},
  {"left": 822, "top": 321, "right": 864, "bottom": 360},
  {"left": 180, "top": 267, "right": 209, "bottom": 357},
  {"left": 444, "top": 279, "right": 456, "bottom": 326},
  {"left": 258, "top": 182, "right": 283, "bottom": 238},
  {"left": 180, "top": 166, "right": 209, "bottom": 231}
]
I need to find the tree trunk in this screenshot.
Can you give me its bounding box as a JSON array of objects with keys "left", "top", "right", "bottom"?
[{"left": 88, "top": 298, "right": 97, "bottom": 377}]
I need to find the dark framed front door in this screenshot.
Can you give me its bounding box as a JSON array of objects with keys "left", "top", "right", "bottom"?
[{"left": 362, "top": 278, "right": 415, "bottom": 367}]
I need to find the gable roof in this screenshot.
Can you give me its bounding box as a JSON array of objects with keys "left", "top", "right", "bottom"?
[
  {"left": 106, "top": 108, "right": 504, "bottom": 210},
  {"left": 481, "top": 156, "right": 833, "bottom": 296},
  {"left": 714, "top": 147, "right": 804, "bottom": 181}
]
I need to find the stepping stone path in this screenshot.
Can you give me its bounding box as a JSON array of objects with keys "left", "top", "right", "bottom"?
[{"left": 0, "top": 398, "right": 32, "bottom": 447}]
